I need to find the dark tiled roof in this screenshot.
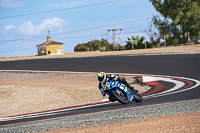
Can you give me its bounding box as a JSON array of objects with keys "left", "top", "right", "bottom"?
[{"left": 37, "top": 41, "right": 63, "bottom": 46}]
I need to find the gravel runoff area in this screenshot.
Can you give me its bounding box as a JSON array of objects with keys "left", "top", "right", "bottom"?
[{"left": 0, "top": 99, "right": 199, "bottom": 133}]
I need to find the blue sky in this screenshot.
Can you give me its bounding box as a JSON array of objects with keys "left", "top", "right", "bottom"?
[{"left": 0, "top": 0, "right": 158, "bottom": 57}]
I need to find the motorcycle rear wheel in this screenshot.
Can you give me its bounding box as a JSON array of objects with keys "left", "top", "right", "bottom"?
[
  {"left": 111, "top": 88, "right": 128, "bottom": 104},
  {"left": 134, "top": 93, "right": 143, "bottom": 102}
]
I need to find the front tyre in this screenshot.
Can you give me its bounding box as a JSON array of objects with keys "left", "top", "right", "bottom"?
[
  {"left": 111, "top": 89, "right": 128, "bottom": 104},
  {"left": 109, "top": 96, "right": 116, "bottom": 102}
]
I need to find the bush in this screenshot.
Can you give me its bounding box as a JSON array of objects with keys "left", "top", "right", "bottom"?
[{"left": 74, "top": 39, "right": 112, "bottom": 52}]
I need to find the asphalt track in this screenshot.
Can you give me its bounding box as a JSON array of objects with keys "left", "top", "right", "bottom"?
[{"left": 0, "top": 53, "right": 200, "bottom": 126}]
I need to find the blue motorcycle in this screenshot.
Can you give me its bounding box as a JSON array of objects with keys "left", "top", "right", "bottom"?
[{"left": 102, "top": 79, "right": 143, "bottom": 104}]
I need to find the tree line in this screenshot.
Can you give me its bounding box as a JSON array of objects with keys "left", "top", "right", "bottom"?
[
  {"left": 148, "top": 0, "right": 200, "bottom": 45},
  {"left": 74, "top": 39, "right": 114, "bottom": 52}
]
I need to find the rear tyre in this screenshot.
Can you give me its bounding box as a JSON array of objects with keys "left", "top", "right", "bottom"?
[
  {"left": 134, "top": 93, "right": 143, "bottom": 103},
  {"left": 111, "top": 89, "right": 128, "bottom": 104}
]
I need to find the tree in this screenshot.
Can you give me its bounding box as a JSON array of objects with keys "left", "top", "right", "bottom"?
[
  {"left": 149, "top": 0, "right": 200, "bottom": 44},
  {"left": 74, "top": 44, "right": 87, "bottom": 52},
  {"left": 125, "top": 35, "right": 145, "bottom": 50},
  {"left": 74, "top": 39, "right": 112, "bottom": 52},
  {"left": 145, "top": 20, "right": 161, "bottom": 47},
  {"left": 152, "top": 15, "right": 182, "bottom": 45}
]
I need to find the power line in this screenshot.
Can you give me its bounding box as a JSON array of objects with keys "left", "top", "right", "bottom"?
[
  {"left": 51, "top": 19, "right": 149, "bottom": 36},
  {"left": 0, "top": 30, "right": 148, "bottom": 53},
  {"left": 0, "top": 34, "right": 102, "bottom": 43},
  {"left": 123, "top": 30, "right": 146, "bottom": 34},
  {"left": 0, "top": 18, "right": 150, "bottom": 43},
  {"left": 0, "top": 0, "right": 123, "bottom": 19},
  {"left": 56, "top": 34, "right": 103, "bottom": 40}
]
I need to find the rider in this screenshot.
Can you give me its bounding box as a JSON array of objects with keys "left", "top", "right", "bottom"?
[{"left": 97, "top": 72, "right": 139, "bottom": 96}]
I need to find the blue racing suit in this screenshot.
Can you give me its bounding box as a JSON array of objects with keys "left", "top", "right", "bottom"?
[{"left": 98, "top": 74, "right": 136, "bottom": 96}]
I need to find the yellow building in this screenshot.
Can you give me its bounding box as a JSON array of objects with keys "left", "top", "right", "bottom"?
[{"left": 36, "top": 36, "right": 64, "bottom": 56}]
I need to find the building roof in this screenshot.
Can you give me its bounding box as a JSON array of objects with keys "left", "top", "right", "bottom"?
[{"left": 37, "top": 40, "right": 63, "bottom": 47}]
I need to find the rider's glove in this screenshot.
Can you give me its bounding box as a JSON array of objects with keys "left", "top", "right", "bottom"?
[{"left": 113, "top": 74, "right": 119, "bottom": 81}]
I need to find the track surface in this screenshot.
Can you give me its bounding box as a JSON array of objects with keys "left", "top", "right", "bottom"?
[{"left": 0, "top": 54, "right": 200, "bottom": 126}]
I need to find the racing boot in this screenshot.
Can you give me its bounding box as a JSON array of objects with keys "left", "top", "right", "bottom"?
[
  {"left": 133, "top": 89, "right": 142, "bottom": 97},
  {"left": 129, "top": 86, "right": 141, "bottom": 97}
]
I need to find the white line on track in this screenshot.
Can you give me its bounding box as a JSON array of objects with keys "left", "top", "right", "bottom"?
[
  {"left": 0, "top": 102, "right": 111, "bottom": 122},
  {"left": 127, "top": 53, "right": 200, "bottom": 56},
  {"left": 143, "top": 76, "right": 185, "bottom": 98},
  {"left": 142, "top": 75, "right": 200, "bottom": 99}
]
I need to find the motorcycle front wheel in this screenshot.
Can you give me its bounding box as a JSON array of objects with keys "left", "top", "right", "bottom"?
[{"left": 111, "top": 88, "right": 128, "bottom": 104}]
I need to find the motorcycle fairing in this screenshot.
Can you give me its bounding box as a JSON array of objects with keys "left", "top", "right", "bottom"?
[{"left": 107, "top": 80, "right": 135, "bottom": 102}]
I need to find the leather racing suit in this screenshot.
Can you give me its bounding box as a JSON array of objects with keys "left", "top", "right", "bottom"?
[{"left": 98, "top": 74, "right": 137, "bottom": 96}]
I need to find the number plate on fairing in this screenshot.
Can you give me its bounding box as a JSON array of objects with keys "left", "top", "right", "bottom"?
[{"left": 111, "top": 81, "right": 127, "bottom": 92}]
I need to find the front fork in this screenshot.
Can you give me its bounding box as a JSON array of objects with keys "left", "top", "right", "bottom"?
[{"left": 112, "top": 88, "right": 135, "bottom": 102}]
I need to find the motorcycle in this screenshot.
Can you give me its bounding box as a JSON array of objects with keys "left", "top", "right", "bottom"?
[{"left": 101, "top": 79, "right": 143, "bottom": 104}]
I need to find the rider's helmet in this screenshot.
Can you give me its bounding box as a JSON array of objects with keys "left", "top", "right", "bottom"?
[{"left": 97, "top": 72, "right": 106, "bottom": 81}]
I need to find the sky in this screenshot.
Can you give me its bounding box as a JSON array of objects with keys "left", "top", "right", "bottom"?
[{"left": 0, "top": 0, "right": 158, "bottom": 57}]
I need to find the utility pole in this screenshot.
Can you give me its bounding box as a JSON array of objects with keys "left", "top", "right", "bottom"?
[
  {"left": 108, "top": 29, "right": 122, "bottom": 51},
  {"left": 128, "top": 36, "right": 136, "bottom": 50},
  {"left": 145, "top": 41, "right": 147, "bottom": 49}
]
